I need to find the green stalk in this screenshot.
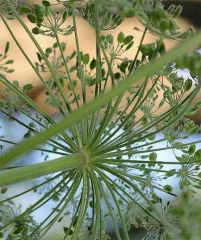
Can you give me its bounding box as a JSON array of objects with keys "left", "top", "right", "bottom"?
[
  {"left": 2, "top": 0, "right": 66, "bottom": 115},
  {"left": 50, "top": 30, "right": 72, "bottom": 113},
  {"left": 94, "top": 0, "right": 103, "bottom": 98},
  {"left": 53, "top": 29, "right": 79, "bottom": 110},
  {"left": 38, "top": 172, "right": 82, "bottom": 239},
  {"left": 71, "top": 3, "right": 91, "bottom": 147},
  {"left": 93, "top": 165, "right": 159, "bottom": 222},
  {"left": 0, "top": 153, "right": 84, "bottom": 186},
  {"left": 87, "top": 167, "right": 102, "bottom": 239},
  {"left": 71, "top": 170, "right": 90, "bottom": 240},
  {"left": 1, "top": 30, "right": 201, "bottom": 167},
  {"left": 0, "top": 172, "right": 72, "bottom": 232},
  {"left": 0, "top": 109, "right": 76, "bottom": 153},
  {"left": 94, "top": 162, "right": 179, "bottom": 237},
  {"left": 0, "top": 172, "right": 64, "bottom": 204},
  {"left": 52, "top": 28, "right": 83, "bottom": 149},
  {"left": 128, "top": 27, "right": 148, "bottom": 75},
  {"left": 94, "top": 77, "right": 150, "bottom": 149},
  {"left": 94, "top": 87, "right": 200, "bottom": 155},
  {"left": 95, "top": 168, "right": 130, "bottom": 239},
  {"left": 0, "top": 23, "right": 79, "bottom": 151},
  {"left": 93, "top": 170, "right": 122, "bottom": 239},
  {"left": 83, "top": 109, "right": 101, "bottom": 148},
  {"left": 71, "top": 3, "right": 86, "bottom": 105}
]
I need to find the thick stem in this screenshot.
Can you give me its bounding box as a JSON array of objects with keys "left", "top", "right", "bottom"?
[{"left": 0, "top": 153, "right": 84, "bottom": 186}]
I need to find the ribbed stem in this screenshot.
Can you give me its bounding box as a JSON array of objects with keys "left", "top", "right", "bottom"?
[{"left": 0, "top": 153, "right": 84, "bottom": 186}]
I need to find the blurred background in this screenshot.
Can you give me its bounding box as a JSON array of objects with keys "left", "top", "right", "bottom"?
[{"left": 1, "top": 0, "right": 201, "bottom": 239}]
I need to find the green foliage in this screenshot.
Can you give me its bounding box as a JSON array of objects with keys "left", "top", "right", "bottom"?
[
  {"left": 0, "top": 0, "right": 201, "bottom": 239},
  {"left": 81, "top": 2, "right": 125, "bottom": 30},
  {"left": 0, "top": 201, "right": 39, "bottom": 240},
  {"left": 170, "top": 190, "right": 201, "bottom": 240},
  {"left": 0, "top": 0, "right": 18, "bottom": 20},
  {"left": 0, "top": 42, "right": 14, "bottom": 74}
]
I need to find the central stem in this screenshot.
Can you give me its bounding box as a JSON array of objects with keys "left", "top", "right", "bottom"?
[
  {"left": 0, "top": 153, "right": 84, "bottom": 186},
  {"left": 79, "top": 148, "right": 92, "bottom": 168}
]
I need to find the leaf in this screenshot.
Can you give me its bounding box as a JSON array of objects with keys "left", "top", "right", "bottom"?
[
  {"left": 36, "top": 52, "right": 42, "bottom": 62},
  {"left": 119, "top": 61, "right": 128, "bottom": 72},
  {"left": 24, "top": 132, "right": 31, "bottom": 139},
  {"left": 188, "top": 144, "right": 196, "bottom": 155},
  {"left": 32, "top": 27, "right": 40, "bottom": 34},
  {"left": 90, "top": 59, "right": 96, "bottom": 70},
  {"left": 45, "top": 47, "right": 52, "bottom": 56},
  {"left": 68, "top": 80, "right": 77, "bottom": 90},
  {"left": 53, "top": 42, "right": 59, "bottom": 48},
  {"left": 117, "top": 32, "right": 125, "bottom": 43},
  {"left": 149, "top": 152, "right": 157, "bottom": 161},
  {"left": 157, "top": 41, "right": 166, "bottom": 55},
  {"left": 89, "top": 200, "right": 93, "bottom": 208},
  {"left": 184, "top": 79, "right": 192, "bottom": 91},
  {"left": 60, "top": 42, "right": 66, "bottom": 52},
  {"left": 6, "top": 69, "right": 14, "bottom": 73},
  {"left": 114, "top": 72, "right": 121, "bottom": 79},
  {"left": 166, "top": 169, "right": 176, "bottom": 177},
  {"left": 1, "top": 187, "right": 7, "bottom": 194},
  {"left": 194, "top": 149, "right": 201, "bottom": 159},
  {"left": 27, "top": 14, "right": 37, "bottom": 23},
  {"left": 18, "top": 5, "right": 32, "bottom": 14},
  {"left": 106, "top": 34, "right": 114, "bottom": 44},
  {"left": 4, "top": 42, "right": 10, "bottom": 55},
  {"left": 125, "top": 41, "right": 134, "bottom": 51},
  {"left": 123, "top": 35, "right": 134, "bottom": 45},
  {"left": 163, "top": 185, "right": 173, "bottom": 192},
  {"left": 5, "top": 60, "right": 14, "bottom": 64},
  {"left": 69, "top": 51, "right": 76, "bottom": 60},
  {"left": 34, "top": 4, "right": 44, "bottom": 19},
  {"left": 63, "top": 227, "right": 73, "bottom": 235},
  {"left": 82, "top": 54, "right": 89, "bottom": 65},
  {"left": 69, "top": 66, "right": 76, "bottom": 73},
  {"left": 23, "top": 84, "right": 33, "bottom": 92},
  {"left": 13, "top": 80, "right": 19, "bottom": 88},
  {"left": 42, "top": 0, "right": 50, "bottom": 6},
  {"left": 62, "top": 9, "right": 72, "bottom": 20},
  {"left": 141, "top": 117, "right": 148, "bottom": 125},
  {"left": 148, "top": 134, "right": 156, "bottom": 141}
]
